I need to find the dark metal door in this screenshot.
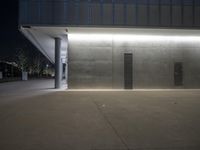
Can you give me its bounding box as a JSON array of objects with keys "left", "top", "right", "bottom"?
[
  {"left": 124, "top": 53, "right": 133, "bottom": 89},
  {"left": 174, "top": 62, "right": 183, "bottom": 86}
]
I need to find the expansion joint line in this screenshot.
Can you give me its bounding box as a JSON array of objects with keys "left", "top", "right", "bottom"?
[{"left": 92, "top": 100, "right": 130, "bottom": 150}]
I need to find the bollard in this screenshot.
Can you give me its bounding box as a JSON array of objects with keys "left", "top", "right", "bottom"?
[
  {"left": 22, "top": 72, "right": 28, "bottom": 81},
  {"left": 0, "top": 72, "right": 2, "bottom": 79}
]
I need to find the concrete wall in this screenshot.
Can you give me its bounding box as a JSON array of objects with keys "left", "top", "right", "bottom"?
[{"left": 68, "top": 28, "right": 200, "bottom": 89}]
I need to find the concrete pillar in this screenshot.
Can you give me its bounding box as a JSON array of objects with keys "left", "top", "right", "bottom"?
[{"left": 55, "top": 37, "right": 62, "bottom": 89}]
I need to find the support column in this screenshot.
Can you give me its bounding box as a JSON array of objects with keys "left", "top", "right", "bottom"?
[{"left": 55, "top": 37, "right": 62, "bottom": 89}]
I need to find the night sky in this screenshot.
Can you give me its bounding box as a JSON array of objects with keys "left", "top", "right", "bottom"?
[{"left": 0, "top": 0, "right": 37, "bottom": 61}]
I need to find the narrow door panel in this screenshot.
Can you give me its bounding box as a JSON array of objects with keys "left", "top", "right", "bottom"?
[
  {"left": 124, "top": 53, "right": 133, "bottom": 89},
  {"left": 174, "top": 62, "right": 183, "bottom": 86}
]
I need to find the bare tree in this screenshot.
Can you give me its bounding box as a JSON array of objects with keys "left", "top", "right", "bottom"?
[
  {"left": 32, "top": 53, "right": 43, "bottom": 77},
  {"left": 16, "top": 49, "right": 28, "bottom": 72},
  {"left": 15, "top": 47, "right": 52, "bottom": 77}
]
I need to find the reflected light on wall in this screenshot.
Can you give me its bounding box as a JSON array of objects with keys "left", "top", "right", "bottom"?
[
  {"left": 68, "top": 33, "right": 112, "bottom": 42},
  {"left": 68, "top": 33, "right": 200, "bottom": 43}
]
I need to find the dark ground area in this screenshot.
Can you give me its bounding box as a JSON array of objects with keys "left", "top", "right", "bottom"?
[{"left": 0, "top": 80, "right": 200, "bottom": 150}]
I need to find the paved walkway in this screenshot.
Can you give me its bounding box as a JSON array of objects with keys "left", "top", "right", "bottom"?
[
  {"left": 0, "top": 80, "right": 200, "bottom": 150},
  {"left": 0, "top": 79, "right": 61, "bottom": 105}
]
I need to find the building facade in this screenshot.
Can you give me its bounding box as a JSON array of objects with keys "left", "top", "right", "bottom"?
[
  {"left": 19, "top": 0, "right": 200, "bottom": 89},
  {"left": 0, "top": 62, "right": 21, "bottom": 79}
]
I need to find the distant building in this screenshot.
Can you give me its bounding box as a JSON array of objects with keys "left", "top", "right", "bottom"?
[
  {"left": 0, "top": 61, "right": 21, "bottom": 78},
  {"left": 19, "top": 0, "right": 200, "bottom": 89}
]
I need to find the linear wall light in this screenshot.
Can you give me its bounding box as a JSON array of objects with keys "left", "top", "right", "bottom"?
[{"left": 68, "top": 33, "right": 200, "bottom": 43}]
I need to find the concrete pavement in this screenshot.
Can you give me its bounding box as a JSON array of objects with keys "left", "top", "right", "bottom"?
[
  {"left": 0, "top": 80, "right": 200, "bottom": 150},
  {"left": 0, "top": 79, "right": 56, "bottom": 105}
]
